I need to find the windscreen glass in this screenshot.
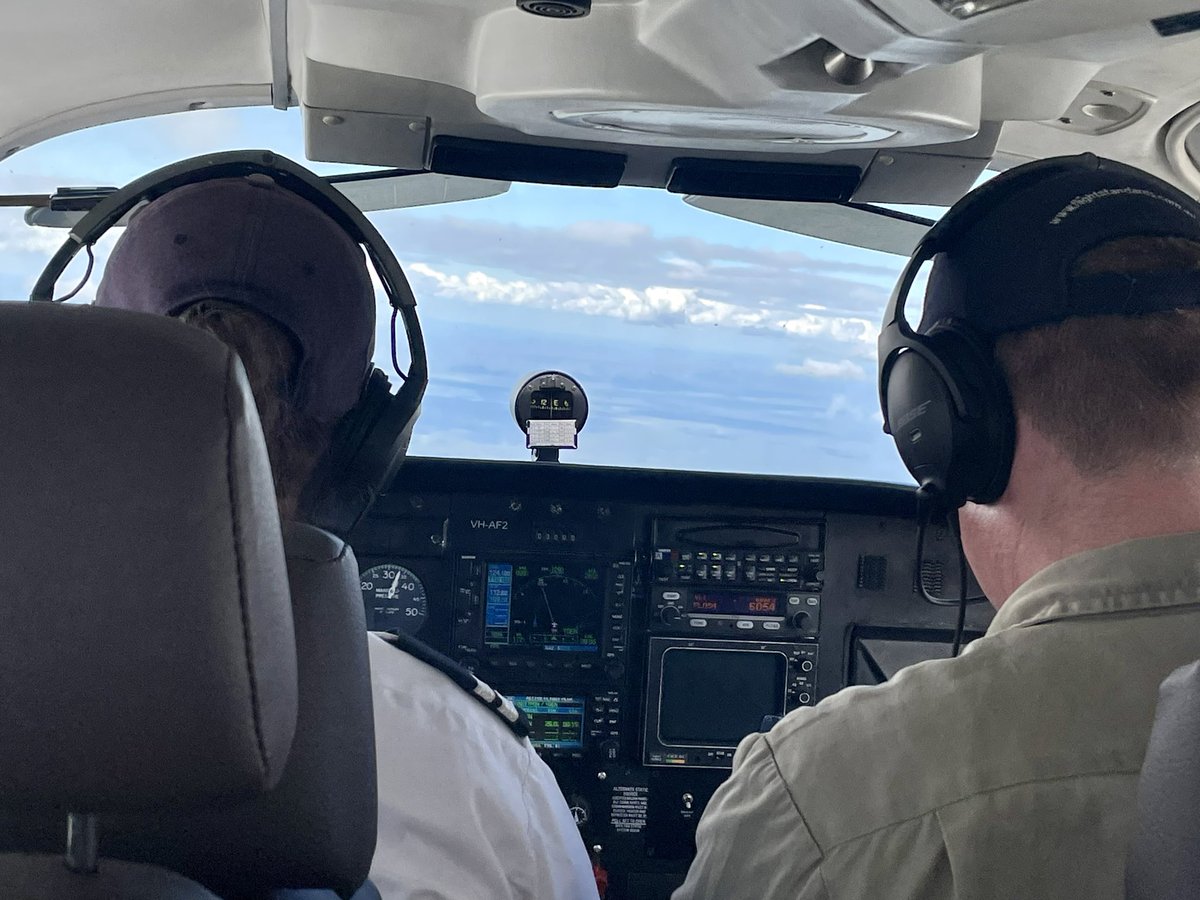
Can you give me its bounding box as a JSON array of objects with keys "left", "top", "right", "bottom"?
[{"left": 1, "top": 107, "right": 917, "bottom": 483}]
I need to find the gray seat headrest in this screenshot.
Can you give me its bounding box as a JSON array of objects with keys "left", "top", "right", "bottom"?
[
  {"left": 101, "top": 524, "right": 378, "bottom": 899},
  {"left": 0, "top": 303, "right": 298, "bottom": 811}
]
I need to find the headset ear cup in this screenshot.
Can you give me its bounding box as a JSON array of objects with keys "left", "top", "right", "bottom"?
[
  {"left": 882, "top": 326, "right": 1015, "bottom": 508},
  {"left": 301, "top": 367, "right": 421, "bottom": 536}
]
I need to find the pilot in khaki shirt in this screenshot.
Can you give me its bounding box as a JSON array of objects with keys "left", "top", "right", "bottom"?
[{"left": 674, "top": 531, "right": 1200, "bottom": 900}]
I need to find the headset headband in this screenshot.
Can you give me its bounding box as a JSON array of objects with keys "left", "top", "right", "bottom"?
[
  {"left": 877, "top": 154, "right": 1114, "bottom": 431},
  {"left": 29, "top": 149, "right": 427, "bottom": 405}
]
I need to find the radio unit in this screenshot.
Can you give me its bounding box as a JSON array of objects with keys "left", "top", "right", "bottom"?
[
  {"left": 651, "top": 518, "right": 823, "bottom": 640},
  {"left": 453, "top": 555, "right": 630, "bottom": 682},
  {"left": 650, "top": 586, "right": 819, "bottom": 639},
  {"left": 642, "top": 637, "right": 817, "bottom": 769}
]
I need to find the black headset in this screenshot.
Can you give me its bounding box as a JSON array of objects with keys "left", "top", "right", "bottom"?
[
  {"left": 30, "top": 149, "right": 428, "bottom": 537},
  {"left": 876, "top": 155, "right": 1109, "bottom": 511}
]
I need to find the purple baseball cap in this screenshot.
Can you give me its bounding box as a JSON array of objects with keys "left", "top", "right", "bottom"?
[{"left": 95, "top": 173, "right": 376, "bottom": 422}]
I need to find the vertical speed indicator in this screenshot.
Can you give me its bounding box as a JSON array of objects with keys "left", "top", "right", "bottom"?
[{"left": 360, "top": 564, "right": 428, "bottom": 635}]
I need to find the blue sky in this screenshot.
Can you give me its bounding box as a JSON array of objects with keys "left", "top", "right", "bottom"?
[{"left": 0, "top": 106, "right": 913, "bottom": 484}]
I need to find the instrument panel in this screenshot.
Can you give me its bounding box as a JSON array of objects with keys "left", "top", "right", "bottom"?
[{"left": 351, "top": 457, "right": 992, "bottom": 900}]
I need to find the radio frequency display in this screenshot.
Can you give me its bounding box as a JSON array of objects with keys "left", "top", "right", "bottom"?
[{"left": 689, "top": 591, "right": 782, "bottom": 617}]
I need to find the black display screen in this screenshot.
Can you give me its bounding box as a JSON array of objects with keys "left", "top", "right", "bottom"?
[
  {"left": 658, "top": 648, "right": 786, "bottom": 745},
  {"left": 511, "top": 695, "right": 586, "bottom": 750},
  {"left": 484, "top": 561, "right": 603, "bottom": 652}
]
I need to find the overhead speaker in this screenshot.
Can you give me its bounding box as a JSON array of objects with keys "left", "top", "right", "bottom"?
[{"left": 517, "top": 0, "right": 590, "bottom": 17}]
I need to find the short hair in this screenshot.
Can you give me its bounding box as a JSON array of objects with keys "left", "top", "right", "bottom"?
[
  {"left": 178, "top": 301, "right": 334, "bottom": 519},
  {"left": 995, "top": 236, "right": 1200, "bottom": 475}
]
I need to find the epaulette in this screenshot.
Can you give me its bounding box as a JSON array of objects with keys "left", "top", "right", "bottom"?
[{"left": 374, "top": 630, "right": 531, "bottom": 740}]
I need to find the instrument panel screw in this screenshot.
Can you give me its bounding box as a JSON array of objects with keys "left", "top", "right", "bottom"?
[{"left": 597, "top": 770, "right": 607, "bottom": 781}]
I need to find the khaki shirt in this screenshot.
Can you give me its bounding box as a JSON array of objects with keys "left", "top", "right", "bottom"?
[{"left": 674, "top": 531, "right": 1200, "bottom": 900}]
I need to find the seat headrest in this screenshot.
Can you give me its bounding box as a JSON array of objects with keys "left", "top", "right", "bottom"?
[{"left": 0, "top": 303, "right": 297, "bottom": 812}]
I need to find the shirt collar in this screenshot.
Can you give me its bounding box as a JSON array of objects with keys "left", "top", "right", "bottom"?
[{"left": 987, "top": 530, "right": 1200, "bottom": 635}]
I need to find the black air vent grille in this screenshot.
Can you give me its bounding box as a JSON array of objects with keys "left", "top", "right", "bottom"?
[
  {"left": 917, "top": 561, "right": 944, "bottom": 597},
  {"left": 857, "top": 555, "right": 888, "bottom": 591}
]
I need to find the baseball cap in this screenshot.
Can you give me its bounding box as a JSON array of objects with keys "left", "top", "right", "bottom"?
[
  {"left": 918, "top": 154, "right": 1200, "bottom": 337},
  {"left": 95, "top": 174, "right": 375, "bottom": 422}
]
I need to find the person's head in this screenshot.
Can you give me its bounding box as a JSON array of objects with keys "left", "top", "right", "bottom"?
[
  {"left": 902, "top": 155, "right": 1200, "bottom": 603},
  {"left": 94, "top": 173, "right": 377, "bottom": 520}
]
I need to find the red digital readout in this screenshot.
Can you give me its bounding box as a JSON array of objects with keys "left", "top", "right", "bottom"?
[
  {"left": 689, "top": 592, "right": 780, "bottom": 616},
  {"left": 746, "top": 596, "right": 776, "bottom": 613}
]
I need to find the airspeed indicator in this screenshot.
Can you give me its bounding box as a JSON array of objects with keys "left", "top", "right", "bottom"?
[{"left": 360, "top": 564, "right": 428, "bottom": 635}]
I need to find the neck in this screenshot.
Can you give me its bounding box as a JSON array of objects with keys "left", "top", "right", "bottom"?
[{"left": 961, "top": 423, "right": 1200, "bottom": 607}]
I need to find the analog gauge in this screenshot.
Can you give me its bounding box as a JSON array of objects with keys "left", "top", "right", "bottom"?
[{"left": 360, "top": 564, "right": 428, "bottom": 635}]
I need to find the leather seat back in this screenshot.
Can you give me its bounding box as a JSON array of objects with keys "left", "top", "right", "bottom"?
[
  {"left": 0, "top": 303, "right": 299, "bottom": 897},
  {"left": 102, "top": 524, "right": 378, "bottom": 899},
  {"left": 1126, "top": 660, "right": 1200, "bottom": 900}
]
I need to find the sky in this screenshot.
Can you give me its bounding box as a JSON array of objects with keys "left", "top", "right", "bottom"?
[{"left": 0, "top": 106, "right": 914, "bottom": 484}]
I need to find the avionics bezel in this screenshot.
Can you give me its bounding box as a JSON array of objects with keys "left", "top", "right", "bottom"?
[
  {"left": 481, "top": 557, "right": 607, "bottom": 656},
  {"left": 642, "top": 636, "right": 815, "bottom": 769},
  {"left": 509, "top": 692, "right": 588, "bottom": 752}
]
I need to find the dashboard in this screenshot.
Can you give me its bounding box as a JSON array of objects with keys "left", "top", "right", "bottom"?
[{"left": 352, "top": 457, "right": 992, "bottom": 899}]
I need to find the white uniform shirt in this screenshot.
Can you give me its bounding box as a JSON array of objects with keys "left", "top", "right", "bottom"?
[{"left": 366, "top": 633, "right": 601, "bottom": 900}]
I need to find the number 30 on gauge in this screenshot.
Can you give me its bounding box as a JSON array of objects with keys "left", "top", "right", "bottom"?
[{"left": 360, "top": 564, "right": 428, "bottom": 635}]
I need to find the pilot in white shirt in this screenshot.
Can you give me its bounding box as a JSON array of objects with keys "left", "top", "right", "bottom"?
[
  {"left": 368, "top": 633, "right": 600, "bottom": 899},
  {"left": 92, "top": 170, "right": 600, "bottom": 900}
]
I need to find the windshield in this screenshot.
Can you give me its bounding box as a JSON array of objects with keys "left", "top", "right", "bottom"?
[{"left": 1, "top": 107, "right": 911, "bottom": 484}]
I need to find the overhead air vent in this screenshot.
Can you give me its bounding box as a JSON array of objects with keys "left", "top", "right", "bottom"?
[
  {"left": 1049, "top": 82, "right": 1152, "bottom": 137},
  {"left": 932, "top": 0, "right": 1034, "bottom": 19},
  {"left": 517, "top": 0, "right": 590, "bottom": 18}
]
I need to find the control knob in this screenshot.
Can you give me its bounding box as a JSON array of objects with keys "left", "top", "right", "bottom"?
[
  {"left": 789, "top": 611, "right": 810, "bottom": 630},
  {"left": 658, "top": 605, "right": 683, "bottom": 624}
]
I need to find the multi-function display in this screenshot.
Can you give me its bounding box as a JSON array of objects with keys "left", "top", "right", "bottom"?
[
  {"left": 643, "top": 637, "right": 817, "bottom": 768},
  {"left": 484, "top": 561, "right": 603, "bottom": 652},
  {"left": 511, "top": 694, "right": 587, "bottom": 750}
]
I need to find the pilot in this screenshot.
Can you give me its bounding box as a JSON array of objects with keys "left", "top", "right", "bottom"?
[
  {"left": 674, "top": 155, "right": 1200, "bottom": 899},
  {"left": 93, "top": 172, "right": 600, "bottom": 900}
]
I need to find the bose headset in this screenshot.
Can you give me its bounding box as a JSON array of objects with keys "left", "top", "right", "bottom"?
[
  {"left": 30, "top": 149, "right": 428, "bottom": 538},
  {"left": 875, "top": 156, "right": 1109, "bottom": 650}
]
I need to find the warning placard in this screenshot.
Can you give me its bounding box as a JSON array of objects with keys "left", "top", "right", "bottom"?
[{"left": 610, "top": 785, "right": 648, "bottom": 834}]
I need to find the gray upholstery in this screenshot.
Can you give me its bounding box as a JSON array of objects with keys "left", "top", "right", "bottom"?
[
  {"left": 0, "top": 301, "right": 297, "bottom": 809},
  {"left": 0, "top": 854, "right": 219, "bottom": 900},
  {"left": 1127, "top": 660, "right": 1200, "bottom": 900},
  {"left": 103, "top": 524, "right": 378, "bottom": 899}
]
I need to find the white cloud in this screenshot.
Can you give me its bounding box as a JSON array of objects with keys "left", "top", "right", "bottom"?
[
  {"left": 407, "top": 261, "right": 879, "bottom": 344},
  {"left": 776, "top": 359, "right": 866, "bottom": 380}
]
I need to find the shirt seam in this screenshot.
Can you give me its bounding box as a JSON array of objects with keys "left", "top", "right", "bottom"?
[
  {"left": 766, "top": 735, "right": 833, "bottom": 900},
  {"left": 817, "top": 766, "right": 1142, "bottom": 854},
  {"left": 516, "top": 743, "right": 541, "bottom": 899},
  {"left": 996, "top": 590, "right": 1200, "bottom": 633}
]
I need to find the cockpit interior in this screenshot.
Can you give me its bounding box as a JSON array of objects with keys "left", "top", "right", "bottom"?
[{"left": 4, "top": 1, "right": 1200, "bottom": 898}]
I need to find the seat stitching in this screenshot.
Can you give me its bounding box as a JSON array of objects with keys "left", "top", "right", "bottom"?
[{"left": 226, "top": 352, "right": 269, "bottom": 777}]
